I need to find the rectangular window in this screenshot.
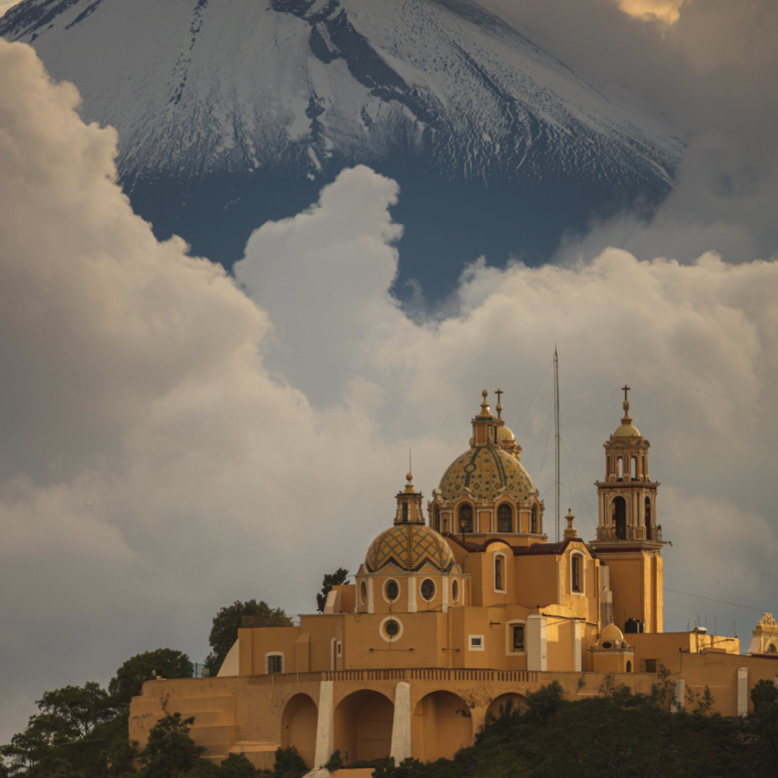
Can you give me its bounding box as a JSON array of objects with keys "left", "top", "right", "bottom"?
[
  {"left": 644, "top": 659, "right": 657, "bottom": 674},
  {"left": 513, "top": 625, "right": 525, "bottom": 651},
  {"left": 469, "top": 635, "right": 484, "bottom": 651},
  {"left": 267, "top": 655, "right": 283, "bottom": 674},
  {"left": 495, "top": 557, "right": 503, "bottom": 591},
  {"left": 572, "top": 556, "right": 582, "bottom": 593}
]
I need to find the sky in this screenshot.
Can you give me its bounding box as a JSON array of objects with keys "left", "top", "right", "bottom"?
[{"left": 1, "top": 0, "right": 777, "bottom": 749}]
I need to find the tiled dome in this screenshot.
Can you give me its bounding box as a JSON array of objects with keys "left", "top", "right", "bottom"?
[
  {"left": 439, "top": 446, "right": 533, "bottom": 502},
  {"left": 365, "top": 524, "right": 456, "bottom": 573}
]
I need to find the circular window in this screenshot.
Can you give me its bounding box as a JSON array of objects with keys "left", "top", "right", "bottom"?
[
  {"left": 601, "top": 641, "right": 612, "bottom": 649},
  {"left": 360, "top": 581, "right": 367, "bottom": 605},
  {"left": 385, "top": 620, "right": 400, "bottom": 638},
  {"left": 452, "top": 579, "right": 459, "bottom": 603},
  {"left": 385, "top": 580, "right": 399, "bottom": 602},
  {"left": 420, "top": 579, "right": 435, "bottom": 602}
]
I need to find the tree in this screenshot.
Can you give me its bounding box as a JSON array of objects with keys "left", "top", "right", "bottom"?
[
  {"left": 316, "top": 568, "right": 349, "bottom": 613},
  {"left": 139, "top": 713, "right": 205, "bottom": 778},
  {"left": 110, "top": 650, "right": 194, "bottom": 708},
  {"left": 36, "top": 683, "right": 115, "bottom": 740},
  {"left": 204, "top": 601, "right": 291, "bottom": 677},
  {"left": 751, "top": 679, "right": 778, "bottom": 760},
  {"left": 219, "top": 753, "right": 257, "bottom": 778}
]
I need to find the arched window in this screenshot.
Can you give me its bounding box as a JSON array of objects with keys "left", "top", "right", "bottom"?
[
  {"left": 618, "top": 458, "right": 624, "bottom": 479},
  {"left": 644, "top": 497, "right": 652, "bottom": 540},
  {"left": 494, "top": 555, "right": 505, "bottom": 591},
  {"left": 401, "top": 502, "right": 409, "bottom": 522},
  {"left": 571, "top": 554, "right": 582, "bottom": 593},
  {"left": 459, "top": 504, "right": 473, "bottom": 533},
  {"left": 530, "top": 506, "right": 538, "bottom": 534},
  {"left": 497, "top": 504, "right": 512, "bottom": 533},
  {"left": 626, "top": 660, "right": 632, "bottom": 673},
  {"left": 613, "top": 496, "right": 627, "bottom": 540},
  {"left": 631, "top": 457, "right": 637, "bottom": 479},
  {"left": 434, "top": 505, "right": 441, "bottom": 531}
]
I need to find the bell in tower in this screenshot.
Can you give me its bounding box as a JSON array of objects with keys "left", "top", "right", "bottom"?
[{"left": 589, "top": 387, "right": 667, "bottom": 633}]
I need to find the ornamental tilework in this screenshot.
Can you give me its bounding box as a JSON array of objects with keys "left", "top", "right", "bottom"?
[
  {"left": 439, "top": 446, "right": 533, "bottom": 502},
  {"left": 365, "top": 525, "right": 456, "bottom": 573}
]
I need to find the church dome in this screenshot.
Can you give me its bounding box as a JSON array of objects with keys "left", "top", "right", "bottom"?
[
  {"left": 596, "top": 623, "right": 630, "bottom": 649},
  {"left": 496, "top": 425, "right": 515, "bottom": 442},
  {"left": 613, "top": 422, "right": 641, "bottom": 438},
  {"left": 365, "top": 524, "right": 456, "bottom": 573},
  {"left": 439, "top": 446, "right": 533, "bottom": 502}
]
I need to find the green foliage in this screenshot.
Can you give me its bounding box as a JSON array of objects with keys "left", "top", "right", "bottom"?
[
  {"left": 316, "top": 568, "right": 350, "bottom": 613},
  {"left": 182, "top": 760, "right": 221, "bottom": 778},
  {"left": 219, "top": 753, "right": 257, "bottom": 778},
  {"left": 139, "top": 713, "right": 205, "bottom": 778},
  {"left": 323, "top": 750, "right": 345, "bottom": 771},
  {"left": 272, "top": 746, "right": 307, "bottom": 777},
  {"left": 368, "top": 680, "right": 772, "bottom": 778},
  {"left": 110, "top": 650, "right": 194, "bottom": 708},
  {"left": 205, "top": 601, "right": 292, "bottom": 677},
  {"left": 751, "top": 679, "right": 778, "bottom": 761},
  {"left": 37, "top": 683, "right": 116, "bottom": 740}
]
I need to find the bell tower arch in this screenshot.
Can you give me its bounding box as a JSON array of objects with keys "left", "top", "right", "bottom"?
[{"left": 590, "top": 387, "right": 666, "bottom": 633}]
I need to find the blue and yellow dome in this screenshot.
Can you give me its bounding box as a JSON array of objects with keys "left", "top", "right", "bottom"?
[
  {"left": 365, "top": 524, "right": 456, "bottom": 573},
  {"left": 439, "top": 446, "right": 533, "bottom": 502}
]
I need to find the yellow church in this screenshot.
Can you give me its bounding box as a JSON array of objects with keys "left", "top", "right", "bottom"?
[{"left": 129, "top": 389, "right": 778, "bottom": 774}]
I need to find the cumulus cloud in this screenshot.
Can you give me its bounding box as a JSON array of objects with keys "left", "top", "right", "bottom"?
[{"left": 2, "top": 31, "right": 778, "bottom": 751}]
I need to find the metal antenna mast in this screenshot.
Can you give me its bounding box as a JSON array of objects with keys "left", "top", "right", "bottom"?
[{"left": 554, "top": 346, "right": 560, "bottom": 542}]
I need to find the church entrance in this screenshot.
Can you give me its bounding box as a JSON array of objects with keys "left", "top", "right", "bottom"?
[
  {"left": 334, "top": 690, "right": 394, "bottom": 763},
  {"left": 613, "top": 496, "right": 627, "bottom": 540},
  {"left": 281, "top": 694, "right": 317, "bottom": 768},
  {"left": 411, "top": 691, "right": 473, "bottom": 762}
]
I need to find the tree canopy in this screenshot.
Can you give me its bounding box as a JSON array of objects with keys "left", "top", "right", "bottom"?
[
  {"left": 109, "top": 649, "right": 194, "bottom": 708},
  {"left": 316, "top": 568, "right": 349, "bottom": 613},
  {"left": 205, "top": 600, "right": 291, "bottom": 676}
]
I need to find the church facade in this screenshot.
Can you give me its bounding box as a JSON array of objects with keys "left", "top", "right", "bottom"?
[{"left": 129, "top": 390, "right": 778, "bottom": 773}]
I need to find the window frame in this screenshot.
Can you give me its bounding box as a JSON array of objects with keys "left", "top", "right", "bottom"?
[
  {"left": 265, "top": 652, "right": 284, "bottom": 674},
  {"left": 383, "top": 578, "right": 400, "bottom": 603},
  {"left": 494, "top": 552, "right": 507, "bottom": 593},
  {"left": 497, "top": 503, "right": 513, "bottom": 533},
  {"left": 468, "top": 635, "right": 485, "bottom": 652},
  {"left": 571, "top": 551, "right": 585, "bottom": 595},
  {"left": 420, "top": 578, "right": 436, "bottom": 602},
  {"left": 458, "top": 503, "right": 474, "bottom": 533},
  {"left": 505, "top": 619, "right": 527, "bottom": 655}
]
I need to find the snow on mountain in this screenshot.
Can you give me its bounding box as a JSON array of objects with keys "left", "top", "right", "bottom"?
[{"left": 1, "top": 0, "right": 684, "bottom": 295}]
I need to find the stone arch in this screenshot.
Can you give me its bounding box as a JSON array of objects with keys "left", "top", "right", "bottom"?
[
  {"left": 281, "top": 693, "right": 317, "bottom": 769},
  {"left": 411, "top": 691, "right": 473, "bottom": 762},
  {"left": 334, "top": 689, "right": 394, "bottom": 763},
  {"left": 486, "top": 693, "right": 527, "bottom": 723}
]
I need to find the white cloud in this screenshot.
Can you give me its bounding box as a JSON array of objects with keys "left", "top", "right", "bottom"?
[{"left": 1, "top": 34, "right": 777, "bottom": 752}]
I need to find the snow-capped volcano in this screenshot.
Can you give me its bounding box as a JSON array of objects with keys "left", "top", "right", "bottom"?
[{"left": 1, "top": 0, "right": 683, "bottom": 295}]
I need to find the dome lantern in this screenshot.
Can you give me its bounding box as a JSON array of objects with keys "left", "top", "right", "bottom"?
[{"left": 394, "top": 472, "right": 425, "bottom": 525}]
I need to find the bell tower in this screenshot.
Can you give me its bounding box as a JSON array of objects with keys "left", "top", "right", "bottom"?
[{"left": 590, "top": 387, "right": 666, "bottom": 633}]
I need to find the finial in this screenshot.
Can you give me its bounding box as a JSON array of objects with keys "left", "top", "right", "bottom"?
[
  {"left": 621, "top": 384, "right": 632, "bottom": 423},
  {"left": 479, "top": 389, "right": 492, "bottom": 416},
  {"left": 403, "top": 470, "right": 415, "bottom": 493},
  {"left": 495, "top": 388, "right": 503, "bottom": 420},
  {"left": 563, "top": 508, "right": 577, "bottom": 539}
]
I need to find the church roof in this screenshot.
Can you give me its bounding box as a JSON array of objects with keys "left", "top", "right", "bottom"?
[
  {"left": 444, "top": 534, "right": 580, "bottom": 556},
  {"left": 365, "top": 524, "right": 457, "bottom": 573},
  {"left": 438, "top": 445, "right": 533, "bottom": 502}
]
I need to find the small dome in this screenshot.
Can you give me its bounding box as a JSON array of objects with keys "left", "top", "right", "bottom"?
[
  {"left": 596, "top": 622, "right": 631, "bottom": 650},
  {"left": 496, "top": 425, "right": 515, "bottom": 442},
  {"left": 439, "top": 446, "right": 533, "bottom": 502},
  {"left": 365, "top": 524, "right": 456, "bottom": 573},
  {"left": 601, "top": 623, "right": 625, "bottom": 642},
  {"left": 613, "top": 422, "right": 641, "bottom": 438}
]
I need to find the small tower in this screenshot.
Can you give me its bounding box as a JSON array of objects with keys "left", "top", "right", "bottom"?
[
  {"left": 589, "top": 387, "right": 666, "bottom": 633},
  {"left": 395, "top": 472, "right": 425, "bottom": 525}
]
